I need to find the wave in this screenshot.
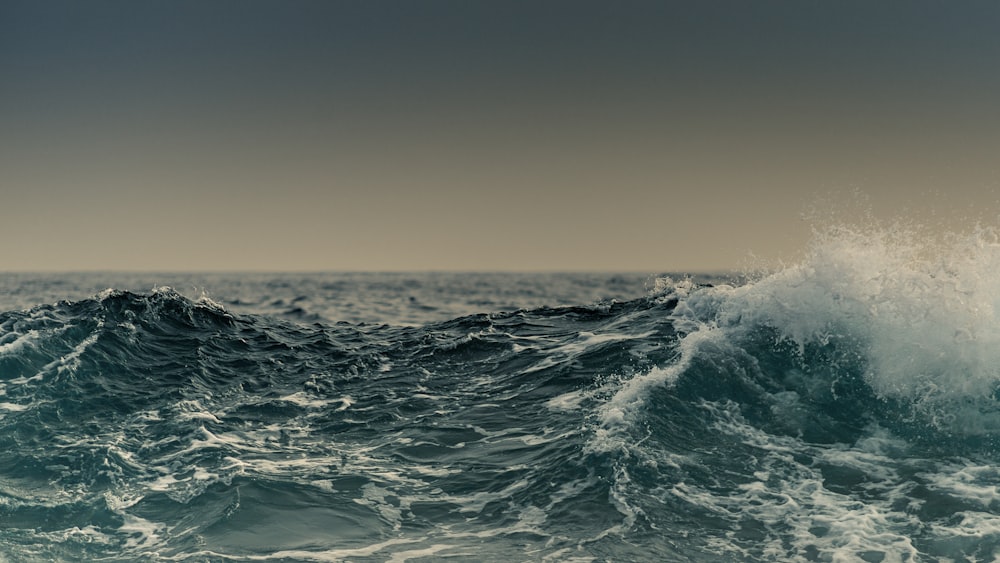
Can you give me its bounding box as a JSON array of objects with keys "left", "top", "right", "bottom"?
[
  {"left": 4, "top": 222, "right": 1000, "bottom": 560},
  {"left": 0, "top": 286, "right": 683, "bottom": 560},
  {"left": 589, "top": 221, "right": 1000, "bottom": 561},
  {"left": 602, "top": 222, "right": 1000, "bottom": 445}
]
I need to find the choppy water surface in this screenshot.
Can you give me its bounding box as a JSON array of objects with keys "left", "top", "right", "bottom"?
[{"left": 4, "top": 228, "right": 1000, "bottom": 562}]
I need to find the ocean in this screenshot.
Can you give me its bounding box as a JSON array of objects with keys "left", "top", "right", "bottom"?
[{"left": 3, "top": 226, "right": 1000, "bottom": 561}]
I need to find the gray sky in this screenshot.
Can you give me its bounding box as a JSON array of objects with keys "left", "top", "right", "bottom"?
[{"left": 3, "top": 1, "right": 999, "bottom": 272}]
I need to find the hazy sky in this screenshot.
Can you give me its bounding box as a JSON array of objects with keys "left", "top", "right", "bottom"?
[{"left": 3, "top": 1, "right": 1000, "bottom": 272}]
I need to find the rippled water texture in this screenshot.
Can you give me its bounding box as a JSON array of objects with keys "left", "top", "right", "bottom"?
[{"left": 3, "top": 226, "right": 1000, "bottom": 562}]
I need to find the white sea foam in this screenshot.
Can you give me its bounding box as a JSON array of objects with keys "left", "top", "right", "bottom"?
[
  {"left": 0, "top": 329, "right": 40, "bottom": 356},
  {"left": 667, "top": 402, "right": 924, "bottom": 561},
  {"left": 921, "top": 463, "right": 1000, "bottom": 508},
  {"left": 104, "top": 491, "right": 168, "bottom": 552},
  {"left": 522, "top": 330, "right": 649, "bottom": 377},
  {"left": 721, "top": 223, "right": 1000, "bottom": 404},
  {"left": 601, "top": 220, "right": 1000, "bottom": 440},
  {"left": 168, "top": 538, "right": 427, "bottom": 562},
  {"left": 40, "top": 324, "right": 102, "bottom": 379}
]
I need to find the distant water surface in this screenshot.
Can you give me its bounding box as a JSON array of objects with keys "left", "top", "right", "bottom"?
[{"left": 0, "top": 272, "right": 672, "bottom": 325}]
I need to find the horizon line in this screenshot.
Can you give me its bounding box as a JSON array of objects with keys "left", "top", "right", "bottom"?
[{"left": 0, "top": 268, "right": 739, "bottom": 276}]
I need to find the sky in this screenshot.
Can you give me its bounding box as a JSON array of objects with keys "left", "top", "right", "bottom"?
[{"left": 2, "top": 1, "right": 1000, "bottom": 272}]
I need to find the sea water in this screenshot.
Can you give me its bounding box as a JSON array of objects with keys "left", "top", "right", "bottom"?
[{"left": 3, "top": 225, "right": 1000, "bottom": 561}]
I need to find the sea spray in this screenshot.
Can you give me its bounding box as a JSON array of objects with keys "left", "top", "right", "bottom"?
[{"left": 600, "top": 221, "right": 1000, "bottom": 437}]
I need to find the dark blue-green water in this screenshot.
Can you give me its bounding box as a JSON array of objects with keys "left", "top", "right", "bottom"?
[{"left": 3, "top": 258, "right": 1000, "bottom": 561}]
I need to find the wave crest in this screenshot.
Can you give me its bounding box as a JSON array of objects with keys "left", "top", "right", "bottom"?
[{"left": 603, "top": 222, "right": 1000, "bottom": 443}]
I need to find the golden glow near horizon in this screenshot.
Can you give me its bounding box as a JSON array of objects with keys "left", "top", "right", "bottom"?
[{"left": 2, "top": 1, "right": 999, "bottom": 272}]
